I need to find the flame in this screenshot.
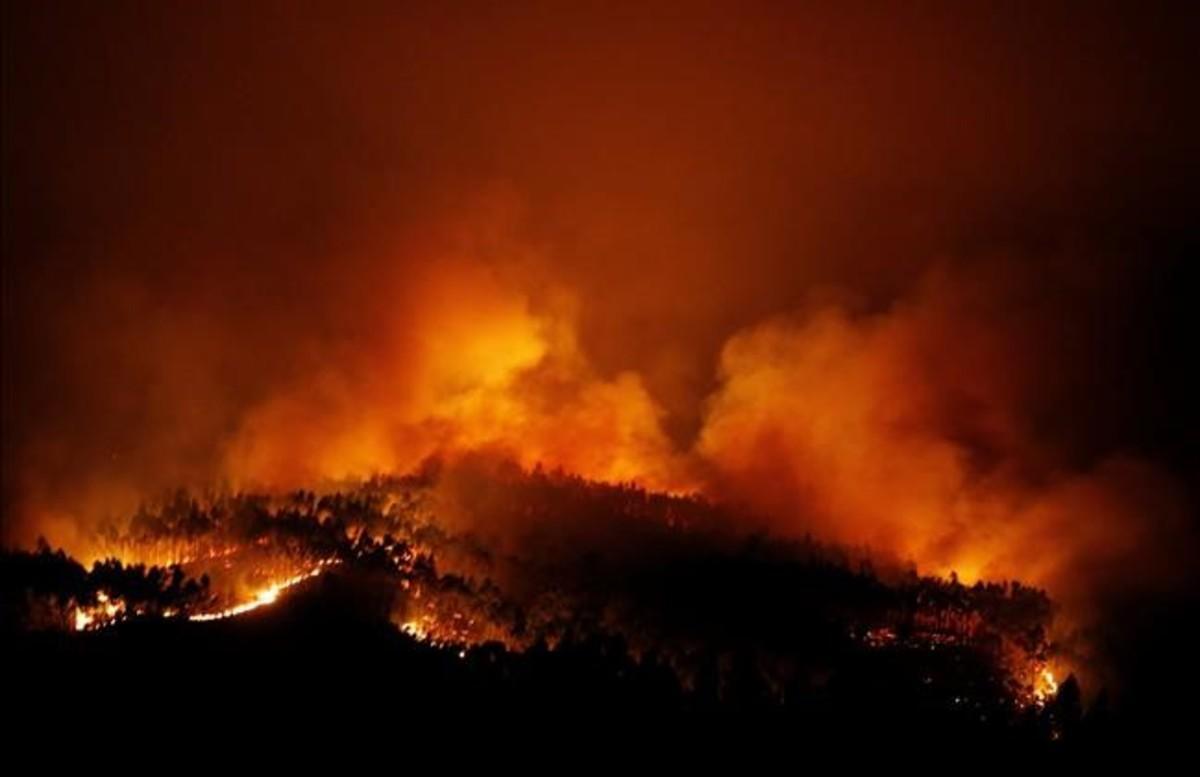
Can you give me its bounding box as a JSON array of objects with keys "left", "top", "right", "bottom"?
[
  {"left": 71, "top": 559, "right": 339, "bottom": 631},
  {"left": 72, "top": 590, "right": 128, "bottom": 631},
  {"left": 399, "top": 619, "right": 430, "bottom": 642},
  {"left": 189, "top": 560, "right": 338, "bottom": 622},
  {"left": 73, "top": 608, "right": 93, "bottom": 631},
  {"left": 1033, "top": 667, "right": 1059, "bottom": 705},
  {"left": 397, "top": 593, "right": 508, "bottom": 648}
]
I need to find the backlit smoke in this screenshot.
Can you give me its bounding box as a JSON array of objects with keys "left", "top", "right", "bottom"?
[{"left": 4, "top": 1, "right": 1197, "bottom": 700}]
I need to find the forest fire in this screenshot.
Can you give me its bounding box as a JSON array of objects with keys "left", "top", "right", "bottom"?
[
  {"left": 52, "top": 510, "right": 1064, "bottom": 714},
  {"left": 4, "top": 0, "right": 1197, "bottom": 750},
  {"left": 1034, "top": 668, "right": 1060, "bottom": 706},
  {"left": 72, "top": 590, "right": 123, "bottom": 632},
  {"left": 187, "top": 559, "right": 338, "bottom": 623},
  {"left": 6, "top": 466, "right": 1077, "bottom": 725}
]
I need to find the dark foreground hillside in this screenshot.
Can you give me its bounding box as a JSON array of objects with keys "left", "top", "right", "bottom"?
[
  {"left": 9, "top": 568, "right": 1107, "bottom": 753},
  {"left": 3, "top": 467, "right": 1192, "bottom": 755}
]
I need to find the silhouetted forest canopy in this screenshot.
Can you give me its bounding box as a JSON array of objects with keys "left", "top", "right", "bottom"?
[{"left": 3, "top": 457, "right": 1114, "bottom": 748}]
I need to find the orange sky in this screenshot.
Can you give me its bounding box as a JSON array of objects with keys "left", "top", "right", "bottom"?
[{"left": 3, "top": 1, "right": 1198, "bottom": 609}]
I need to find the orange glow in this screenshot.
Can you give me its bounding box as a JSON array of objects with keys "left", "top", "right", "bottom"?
[
  {"left": 5, "top": 6, "right": 1195, "bottom": 732},
  {"left": 68, "top": 553, "right": 339, "bottom": 631},
  {"left": 188, "top": 560, "right": 337, "bottom": 622},
  {"left": 72, "top": 591, "right": 127, "bottom": 631},
  {"left": 29, "top": 259, "right": 1189, "bottom": 649},
  {"left": 1033, "top": 667, "right": 1060, "bottom": 706},
  {"left": 221, "top": 259, "right": 694, "bottom": 496}
]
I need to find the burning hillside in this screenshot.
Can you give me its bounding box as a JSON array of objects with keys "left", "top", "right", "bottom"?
[
  {"left": 6, "top": 459, "right": 1079, "bottom": 742},
  {"left": 4, "top": 0, "right": 1197, "bottom": 751}
]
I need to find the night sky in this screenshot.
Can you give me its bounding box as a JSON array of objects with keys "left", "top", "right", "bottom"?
[{"left": 4, "top": 2, "right": 1199, "bottom": 702}]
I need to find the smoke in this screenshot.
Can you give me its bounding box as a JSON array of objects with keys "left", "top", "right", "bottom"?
[
  {"left": 697, "top": 259, "right": 1197, "bottom": 608},
  {"left": 3, "top": 1, "right": 1198, "bottom": 658},
  {"left": 221, "top": 245, "right": 691, "bottom": 493},
  {"left": 204, "top": 245, "right": 1198, "bottom": 615}
]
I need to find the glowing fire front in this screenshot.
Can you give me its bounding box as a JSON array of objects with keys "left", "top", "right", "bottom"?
[
  {"left": 39, "top": 474, "right": 1068, "bottom": 718},
  {"left": 1032, "top": 666, "right": 1060, "bottom": 705},
  {"left": 72, "top": 591, "right": 125, "bottom": 631},
  {"left": 189, "top": 559, "right": 339, "bottom": 622},
  {"left": 71, "top": 558, "right": 340, "bottom": 630}
]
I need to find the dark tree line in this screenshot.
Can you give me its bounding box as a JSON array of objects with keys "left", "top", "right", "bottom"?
[
  {"left": 2, "top": 458, "right": 1097, "bottom": 746},
  {"left": 1, "top": 540, "right": 211, "bottom": 632}
]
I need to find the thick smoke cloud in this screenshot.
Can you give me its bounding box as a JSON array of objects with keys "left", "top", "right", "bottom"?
[
  {"left": 698, "top": 258, "right": 1196, "bottom": 607},
  {"left": 4, "top": 2, "right": 1198, "bottom": 627}
]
